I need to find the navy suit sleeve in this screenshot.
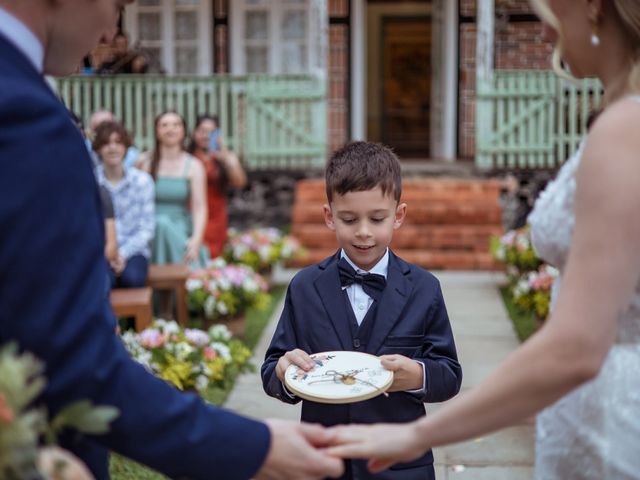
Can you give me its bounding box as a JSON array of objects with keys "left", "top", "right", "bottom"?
[
  {"left": 0, "top": 74, "right": 269, "bottom": 479},
  {"left": 261, "top": 283, "right": 303, "bottom": 405},
  {"left": 413, "top": 279, "right": 463, "bottom": 403}
]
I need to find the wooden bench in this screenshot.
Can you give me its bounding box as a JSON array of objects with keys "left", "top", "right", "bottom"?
[
  {"left": 147, "top": 264, "right": 190, "bottom": 327},
  {"left": 110, "top": 287, "right": 152, "bottom": 332}
]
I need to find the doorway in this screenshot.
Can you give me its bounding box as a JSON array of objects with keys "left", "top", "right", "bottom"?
[
  {"left": 381, "top": 17, "right": 430, "bottom": 156},
  {"left": 366, "top": 2, "right": 431, "bottom": 157}
]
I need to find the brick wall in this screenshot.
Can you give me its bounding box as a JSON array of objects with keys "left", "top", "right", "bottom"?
[{"left": 458, "top": 0, "right": 553, "bottom": 159}]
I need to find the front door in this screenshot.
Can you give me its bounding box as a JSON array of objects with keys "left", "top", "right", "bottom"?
[{"left": 380, "top": 17, "right": 430, "bottom": 157}]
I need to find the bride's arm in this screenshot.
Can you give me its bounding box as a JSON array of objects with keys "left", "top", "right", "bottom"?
[{"left": 329, "top": 98, "right": 640, "bottom": 467}]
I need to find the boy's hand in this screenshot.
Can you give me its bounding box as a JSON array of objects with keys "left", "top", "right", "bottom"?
[
  {"left": 380, "top": 355, "right": 424, "bottom": 392},
  {"left": 276, "top": 349, "right": 316, "bottom": 382}
]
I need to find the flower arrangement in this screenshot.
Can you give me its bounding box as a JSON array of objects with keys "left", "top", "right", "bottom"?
[
  {"left": 186, "top": 257, "right": 270, "bottom": 323},
  {"left": 512, "top": 264, "right": 559, "bottom": 320},
  {"left": 490, "top": 226, "right": 542, "bottom": 278},
  {"left": 120, "top": 320, "right": 253, "bottom": 394},
  {"left": 0, "top": 343, "right": 118, "bottom": 479},
  {"left": 224, "top": 227, "right": 304, "bottom": 273},
  {"left": 491, "top": 226, "right": 559, "bottom": 325}
]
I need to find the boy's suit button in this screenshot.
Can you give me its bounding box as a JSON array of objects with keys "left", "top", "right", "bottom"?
[{"left": 353, "top": 339, "right": 361, "bottom": 348}]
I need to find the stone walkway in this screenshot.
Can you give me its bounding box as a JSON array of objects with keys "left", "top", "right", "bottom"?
[{"left": 225, "top": 270, "right": 534, "bottom": 479}]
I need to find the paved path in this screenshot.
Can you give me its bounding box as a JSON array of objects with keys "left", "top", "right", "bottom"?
[{"left": 225, "top": 270, "right": 534, "bottom": 479}]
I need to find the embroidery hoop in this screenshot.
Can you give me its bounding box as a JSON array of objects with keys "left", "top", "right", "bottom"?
[{"left": 284, "top": 351, "right": 394, "bottom": 404}]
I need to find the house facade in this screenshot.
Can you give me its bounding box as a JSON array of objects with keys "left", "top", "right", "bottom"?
[{"left": 119, "top": 0, "right": 552, "bottom": 162}]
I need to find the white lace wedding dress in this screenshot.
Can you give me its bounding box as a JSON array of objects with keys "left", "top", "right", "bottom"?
[{"left": 528, "top": 139, "right": 640, "bottom": 479}]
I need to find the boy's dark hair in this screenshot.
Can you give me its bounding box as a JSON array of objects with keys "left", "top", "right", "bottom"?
[
  {"left": 325, "top": 141, "right": 402, "bottom": 203},
  {"left": 92, "top": 120, "right": 133, "bottom": 153}
]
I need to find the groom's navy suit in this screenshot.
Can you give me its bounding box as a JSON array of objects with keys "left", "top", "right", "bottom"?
[
  {"left": 262, "top": 251, "right": 463, "bottom": 480},
  {"left": 0, "top": 34, "right": 269, "bottom": 479}
]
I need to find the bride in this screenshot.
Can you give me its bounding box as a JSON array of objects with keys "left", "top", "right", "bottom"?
[{"left": 328, "top": 0, "right": 640, "bottom": 478}]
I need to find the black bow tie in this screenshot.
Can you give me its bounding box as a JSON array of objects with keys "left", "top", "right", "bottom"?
[{"left": 338, "top": 258, "right": 387, "bottom": 302}]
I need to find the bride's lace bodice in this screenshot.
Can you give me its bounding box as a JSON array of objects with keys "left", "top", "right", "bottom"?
[
  {"left": 527, "top": 139, "right": 640, "bottom": 479},
  {"left": 528, "top": 142, "right": 640, "bottom": 344}
]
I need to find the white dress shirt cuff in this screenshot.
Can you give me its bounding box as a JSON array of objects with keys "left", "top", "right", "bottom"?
[
  {"left": 406, "top": 361, "right": 427, "bottom": 394},
  {"left": 282, "top": 381, "right": 297, "bottom": 399}
]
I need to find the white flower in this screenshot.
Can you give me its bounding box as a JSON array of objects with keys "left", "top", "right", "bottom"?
[
  {"left": 513, "top": 278, "right": 531, "bottom": 298},
  {"left": 204, "top": 296, "right": 216, "bottom": 318},
  {"left": 216, "top": 301, "right": 229, "bottom": 316},
  {"left": 281, "top": 244, "right": 293, "bottom": 258},
  {"left": 208, "top": 324, "right": 232, "bottom": 341},
  {"left": 211, "top": 342, "right": 231, "bottom": 361},
  {"left": 160, "top": 320, "right": 181, "bottom": 336},
  {"left": 218, "top": 278, "right": 231, "bottom": 291},
  {"left": 258, "top": 245, "right": 271, "bottom": 261},
  {"left": 207, "top": 280, "right": 219, "bottom": 292},
  {"left": 242, "top": 277, "right": 259, "bottom": 293},
  {"left": 196, "top": 375, "right": 209, "bottom": 392},
  {"left": 544, "top": 265, "right": 559, "bottom": 278},
  {"left": 186, "top": 279, "right": 203, "bottom": 292},
  {"left": 233, "top": 244, "right": 249, "bottom": 258},
  {"left": 136, "top": 351, "right": 153, "bottom": 370},
  {"left": 154, "top": 318, "right": 168, "bottom": 329},
  {"left": 175, "top": 341, "right": 194, "bottom": 359},
  {"left": 207, "top": 257, "right": 227, "bottom": 269},
  {"left": 495, "top": 245, "right": 506, "bottom": 261}
]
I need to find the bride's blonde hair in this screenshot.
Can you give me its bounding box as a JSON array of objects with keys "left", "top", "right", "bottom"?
[{"left": 530, "top": 0, "right": 640, "bottom": 92}]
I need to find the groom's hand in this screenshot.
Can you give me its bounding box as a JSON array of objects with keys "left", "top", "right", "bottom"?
[{"left": 255, "top": 419, "right": 344, "bottom": 480}]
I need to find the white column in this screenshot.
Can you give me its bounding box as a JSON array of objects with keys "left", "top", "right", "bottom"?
[
  {"left": 476, "top": 0, "right": 494, "bottom": 84},
  {"left": 442, "top": 0, "right": 459, "bottom": 160},
  {"left": 476, "top": 0, "right": 495, "bottom": 168},
  {"left": 350, "top": 0, "right": 366, "bottom": 140}
]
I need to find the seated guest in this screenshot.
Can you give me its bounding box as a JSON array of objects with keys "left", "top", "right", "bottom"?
[
  {"left": 88, "top": 110, "right": 140, "bottom": 169},
  {"left": 188, "top": 114, "right": 247, "bottom": 258},
  {"left": 97, "top": 31, "right": 148, "bottom": 74},
  {"left": 94, "top": 121, "right": 155, "bottom": 288}
]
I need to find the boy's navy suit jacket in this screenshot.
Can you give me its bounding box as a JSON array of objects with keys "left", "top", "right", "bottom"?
[
  {"left": 0, "top": 33, "right": 270, "bottom": 480},
  {"left": 262, "top": 251, "right": 463, "bottom": 479}
]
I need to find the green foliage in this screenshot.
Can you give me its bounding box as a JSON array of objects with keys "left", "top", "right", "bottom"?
[
  {"left": 500, "top": 286, "right": 540, "bottom": 342},
  {"left": 0, "top": 343, "right": 119, "bottom": 479}
]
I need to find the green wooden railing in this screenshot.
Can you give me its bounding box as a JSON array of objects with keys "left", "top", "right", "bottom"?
[
  {"left": 476, "top": 70, "right": 603, "bottom": 170},
  {"left": 55, "top": 74, "right": 327, "bottom": 170}
]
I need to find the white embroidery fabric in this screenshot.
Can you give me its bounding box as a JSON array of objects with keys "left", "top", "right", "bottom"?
[{"left": 528, "top": 141, "right": 640, "bottom": 479}]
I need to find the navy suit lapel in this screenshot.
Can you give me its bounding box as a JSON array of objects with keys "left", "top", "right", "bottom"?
[
  {"left": 367, "top": 252, "right": 412, "bottom": 354},
  {"left": 314, "top": 252, "right": 352, "bottom": 350}
]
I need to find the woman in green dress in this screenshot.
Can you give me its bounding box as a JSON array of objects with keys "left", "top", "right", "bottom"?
[{"left": 138, "top": 112, "right": 208, "bottom": 266}]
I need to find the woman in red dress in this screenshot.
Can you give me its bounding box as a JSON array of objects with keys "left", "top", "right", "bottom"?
[{"left": 188, "top": 115, "right": 247, "bottom": 258}]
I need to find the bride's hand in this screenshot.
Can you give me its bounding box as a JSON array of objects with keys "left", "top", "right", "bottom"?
[{"left": 327, "top": 422, "right": 427, "bottom": 473}]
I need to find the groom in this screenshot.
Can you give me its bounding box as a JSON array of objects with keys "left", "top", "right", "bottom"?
[{"left": 0, "top": 1, "right": 343, "bottom": 479}]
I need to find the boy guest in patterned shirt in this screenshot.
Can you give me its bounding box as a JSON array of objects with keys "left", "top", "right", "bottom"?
[{"left": 95, "top": 121, "right": 155, "bottom": 288}]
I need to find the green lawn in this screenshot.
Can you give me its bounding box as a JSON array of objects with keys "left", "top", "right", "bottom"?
[
  {"left": 109, "top": 285, "right": 286, "bottom": 480},
  {"left": 500, "top": 286, "right": 540, "bottom": 342}
]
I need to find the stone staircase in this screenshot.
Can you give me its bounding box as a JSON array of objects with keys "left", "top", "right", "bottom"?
[{"left": 290, "top": 178, "right": 503, "bottom": 270}]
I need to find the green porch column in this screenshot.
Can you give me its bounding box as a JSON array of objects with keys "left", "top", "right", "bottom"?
[{"left": 476, "top": 0, "right": 495, "bottom": 170}]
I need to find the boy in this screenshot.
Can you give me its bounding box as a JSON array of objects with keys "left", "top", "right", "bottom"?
[{"left": 261, "top": 141, "right": 462, "bottom": 480}]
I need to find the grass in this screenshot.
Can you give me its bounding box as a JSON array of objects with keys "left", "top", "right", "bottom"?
[
  {"left": 109, "top": 285, "right": 287, "bottom": 480},
  {"left": 500, "top": 286, "right": 540, "bottom": 342}
]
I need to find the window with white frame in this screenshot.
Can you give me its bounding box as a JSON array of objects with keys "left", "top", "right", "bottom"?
[
  {"left": 231, "top": 0, "right": 326, "bottom": 75},
  {"left": 124, "top": 0, "right": 212, "bottom": 75}
]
